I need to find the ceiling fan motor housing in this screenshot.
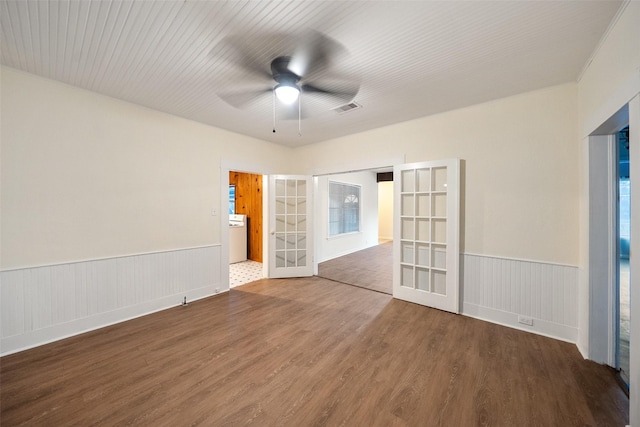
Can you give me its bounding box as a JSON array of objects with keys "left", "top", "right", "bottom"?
[{"left": 271, "top": 56, "right": 300, "bottom": 87}]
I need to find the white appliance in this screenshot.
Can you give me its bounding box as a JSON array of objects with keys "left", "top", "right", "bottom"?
[{"left": 229, "top": 214, "right": 247, "bottom": 263}]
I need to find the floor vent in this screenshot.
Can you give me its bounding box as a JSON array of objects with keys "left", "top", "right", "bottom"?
[{"left": 333, "top": 101, "right": 362, "bottom": 114}]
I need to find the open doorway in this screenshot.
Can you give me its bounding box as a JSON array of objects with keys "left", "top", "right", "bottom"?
[
  {"left": 617, "top": 126, "right": 630, "bottom": 387},
  {"left": 587, "top": 107, "right": 633, "bottom": 397},
  {"left": 315, "top": 168, "right": 394, "bottom": 294},
  {"left": 378, "top": 172, "right": 394, "bottom": 243},
  {"left": 229, "top": 171, "right": 264, "bottom": 287}
]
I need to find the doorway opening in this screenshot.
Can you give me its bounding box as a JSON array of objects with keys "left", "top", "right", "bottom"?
[
  {"left": 617, "top": 126, "right": 630, "bottom": 387},
  {"left": 229, "top": 170, "right": 264, "bottom": 287},
  {"left": 378, "top": 172, "right": 394, "bottom": 243},
  {"left": 315, "top": 168, "right": 394, "bottom": 294}
]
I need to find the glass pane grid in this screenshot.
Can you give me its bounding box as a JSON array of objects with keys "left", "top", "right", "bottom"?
[
  {"left": 402, "top": 194, "right": 415, "bottom": 216},
  {"left": 432, "top": 167, "right": 447, "bottom": 192},
  {"left": 416, "top": 168, "right": 431, "bottom": 192},
  {"left": 416, "top": 194, "right": 430, "bottom": 217},
  {"left": 401, "top": 170, "right": 415, "bottom": 193},
  {"left": 275, "top": 178, "right": 307, "bottom": 270},
  {"left": 286, "top": 179, "right": 297, "bottom": 197},
  {"left": 416, "top": 218, "right": 430, "bottom": 242},
  {"left": 432, "top": 193, "right": 447, "bottom": 217},
  {"left": 401, "top": 241, "right": 414, "bottom": 264},
  {"left": 432, "top": 219, "right": 447, "bottom": 244},
  {"left": 399, "top": 165, "right": 451, "bottom": 295},
  {"left": 432, "top": 270, "right": 446, "bottom": 295},
  {"left": 286, "top": 197, "right": 296, "bottom": 214},
  {"left": 432, "top": 244, "right": 446, "bottom": 270},
  {"left": 416, "top": 243, "right": 429, "bottom": 267},
  {"left": 416, "top": 267, "right": 430, "bottom": 291},
  {"left": 401, "top": 265, "right": 414, "bottom": 288},
  {"left": 401, "top": 218, "right": 414, "bottom": 240},
  {"left": 276, "top": 179, "right": 286, "bottom": 197}
]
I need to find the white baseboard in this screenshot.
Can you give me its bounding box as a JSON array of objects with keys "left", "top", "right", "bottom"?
[
  {"left": 1, "top": 286, "right": 226, "bottom": 356},
  {"left": 576, "top": 341, "right": 589, "bottom": 359},
  {"left": 1, "top": 245, "right": 222, "bottom": 356},
  {"left": 463, "top": 302, "right": 578, "bottom": 343},
  {"left": 2, "top": 249, "right": 583, "bottom": 356},
  {"left": 461, "top": 253, "right": 579, "bottom": 344}
]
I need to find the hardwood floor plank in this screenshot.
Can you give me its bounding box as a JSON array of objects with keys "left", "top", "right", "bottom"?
[
  {"left": 0, "top": 276, "right": 628, "bottom": 426},
  {"left": 318, "top": 242, "right": 393, "bottom": 294}
]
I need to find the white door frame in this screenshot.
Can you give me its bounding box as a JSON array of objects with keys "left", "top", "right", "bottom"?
[
  {"left": 586, "top": 133, "right": 619, "bottom": 366},
  {"left": 584, "top": 97, "right": 638, "bottom": 410},
  {"left": 628, "top": 93, "right": 639, "bottom": 427},
  {"left": 220, "top": 161, "right": 275, "bottom": 290},
  {"left": 309, "top": 156, "right": 405, "bottom": 274}
]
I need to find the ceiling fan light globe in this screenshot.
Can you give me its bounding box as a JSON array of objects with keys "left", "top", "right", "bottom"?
[{"left": 275, "top": 84, "right": 300, "bottom": 104}]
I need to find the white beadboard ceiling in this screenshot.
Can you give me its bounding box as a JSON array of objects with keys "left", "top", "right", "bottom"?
[{"left": 0, "top": 0, "right": 622, "bottom": 147}]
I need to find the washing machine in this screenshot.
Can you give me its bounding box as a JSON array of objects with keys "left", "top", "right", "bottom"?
[{"left": 229, "top": 214, "right": 247, "bottom": 263}]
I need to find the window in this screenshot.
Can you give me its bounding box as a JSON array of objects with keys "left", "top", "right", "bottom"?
[
  {"left": 329, "top": 182, "right": 360, "bottom": 236},
  {"left": 229, "top": 185, "right": 236, "bottom": 214}
]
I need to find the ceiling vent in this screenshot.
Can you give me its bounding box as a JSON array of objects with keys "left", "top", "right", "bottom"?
[{"left": 333, "top": 101, "right": 362, "bottom": 114}]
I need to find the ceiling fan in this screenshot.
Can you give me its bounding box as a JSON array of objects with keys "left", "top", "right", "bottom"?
[{"left": 211, "top": 30, "right": 360, "bottom": 134}]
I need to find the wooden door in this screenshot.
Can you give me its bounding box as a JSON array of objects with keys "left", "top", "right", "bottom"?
[{"left": 229, "top": 171, "right": 263, "bottom": 262}]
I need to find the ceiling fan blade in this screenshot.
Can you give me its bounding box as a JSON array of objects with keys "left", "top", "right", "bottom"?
[
  {"left": 288, "top": 30, "right": 346, "bottom": 78},
  {"left": 301, "top": 82, "right": 359, "bottom": 104},
  {"left": 218, "top": 88, "right": 272, "bottom": 109},
  {"left": 209, "top": 35, "right": 275, "bottom": 81},
  {"left": 210, "top": 29, "right": 360, "bottom": 117}
]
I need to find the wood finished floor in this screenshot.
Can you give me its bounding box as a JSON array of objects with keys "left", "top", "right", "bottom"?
[
  {"left": 1, "top": 277, "right": 628, "bottom": 426},
  {"left": 318, "top": 242, "right": 393, "bottom": 294}
]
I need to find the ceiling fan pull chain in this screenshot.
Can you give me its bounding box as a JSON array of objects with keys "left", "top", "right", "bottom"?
[
  {"left": 272, "top": 89, "right": 276, "bottom": 133},
  {"left": 298, "top": 90, "right": 302, "bottom": 137}
]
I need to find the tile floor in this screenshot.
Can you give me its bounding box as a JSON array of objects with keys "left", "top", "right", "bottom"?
[{"left": 230, "top": 260, "right": 263, "bottom": 287}]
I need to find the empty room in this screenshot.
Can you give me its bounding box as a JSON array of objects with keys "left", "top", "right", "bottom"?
[{"left": 1, "top": 1, "right": 639, "bottom": 425}]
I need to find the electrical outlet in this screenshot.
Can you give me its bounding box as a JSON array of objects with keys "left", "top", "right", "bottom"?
[
  {"left": 215, "top": 288, "right": 220, "bottom": 294},
  {"left": 518, "top": 316, "right": 533, "bottom": 326}
]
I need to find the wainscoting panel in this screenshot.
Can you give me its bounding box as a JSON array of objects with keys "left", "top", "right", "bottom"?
[
  {"left": 1, "top": 249, "right": 580, "bottom": 354},
  {"left": 1, "top": 245, "right": 222, "bottom": 356},
  {"left": 462, "top": 253, "right": 579, "bottom": 343}
]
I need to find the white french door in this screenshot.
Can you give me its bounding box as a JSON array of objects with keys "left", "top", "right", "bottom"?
[
  {"left": 268, "top": 175, "right": 314, "bottom": 278},
  {"left": 393, "top": 159, "right": 461, "bottom": 313}
]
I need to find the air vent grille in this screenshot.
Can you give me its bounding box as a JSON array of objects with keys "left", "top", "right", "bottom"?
[{"left": 333, "top": 102, "right": 362, "bottom": 114}]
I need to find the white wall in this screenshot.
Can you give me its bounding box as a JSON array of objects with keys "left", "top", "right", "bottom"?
[
  {"left": 2, "top": 7, "right": 638, "bottom": 420},
  {"left": 315, "top": 171, "right": 379, "bottom": 263},
  {"left": 1, "top": 67, "right": 294, "bottom": 270},
  {"left": 576, "top": 3, "right": 639, "bottom": 424},
  {"left": 295, "top": 83, "right": 581, "bottom": 344},
  {"left": 578, "top": 2, "right": 640, "bottom": 138},
  {"left": 295, "top": 83, "right": 580, "bottom": 266},
  {"left": 378, "top": 181, "right": 394, "bottom": 241},
  {"left": 0, "top": 67, "right": 294, "bottom": 354}
]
